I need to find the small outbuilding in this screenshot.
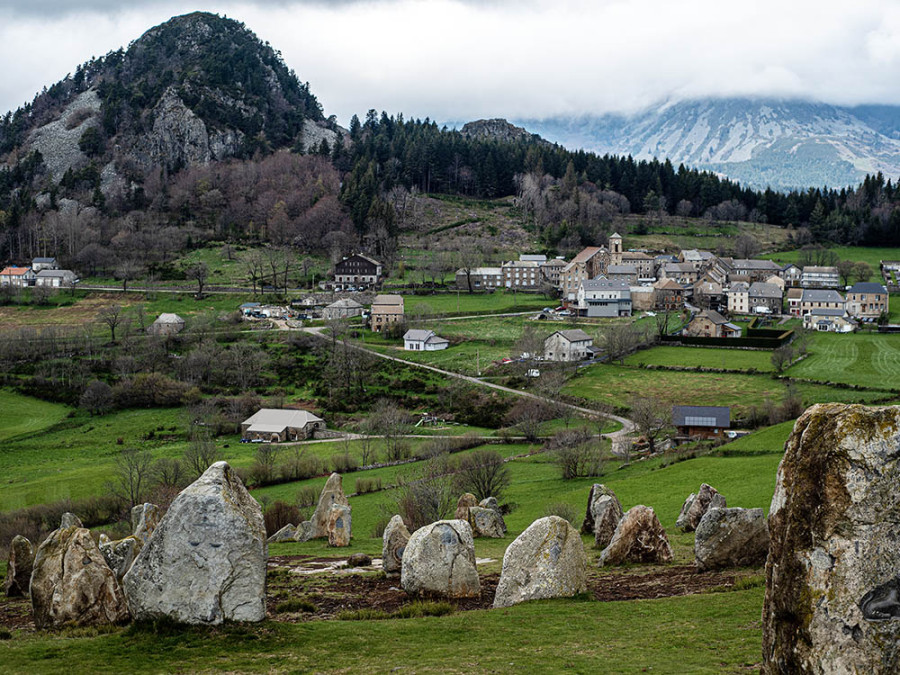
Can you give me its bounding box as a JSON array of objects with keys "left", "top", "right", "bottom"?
[
  {"left": 147, "top": 313, "right": 185, "bottom": 336},
  {"left": 323, "top": 298, "right": 364, "bottom": 320},
  {"left": 403, "top": 329, "right": 450, "bottom": 351},
  {"left": 241, "top": 408, "right": 326, "bottom": 442},
  {"left": 673, "top": 405, "right": 730, "bottom": 440}
]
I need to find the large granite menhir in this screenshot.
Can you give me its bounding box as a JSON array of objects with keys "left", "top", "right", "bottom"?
[{"left": 762, "top": 404, "right": 900, "bottom": 674}]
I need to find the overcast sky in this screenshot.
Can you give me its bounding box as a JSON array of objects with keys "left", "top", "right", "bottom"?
[{"left": 2, "top": 0, "right": 900, "bottom": 124}]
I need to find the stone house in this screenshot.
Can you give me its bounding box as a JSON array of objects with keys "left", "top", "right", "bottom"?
[
  {"left": 540, "top": 258, "right": 567, "bottom": 287},
  {"left": 403, "top": 329, "right": 449, "bottom": 351},
  {"left": 333, "top": 254, "right": 383, "bottom": 289},
  {"left": 786, "top": 288, "right": 804, "bottom": 317},
  {"left": 800, "top": 289, "right": 844, "bottom": 316},
  {"left": 726, "top": 282, "right": 749, "bottom": 314},
  {"left": 684, "top": 310, "right": 742, "bottom": 338},
  {"left": 679, "top": 250, "right": 716, "bottom": 272},
  {"left": 322, "top": 298, "right": 364, "bottom": 320},
  {"left": 606, "top": 264, "right": 639, "bottom": 284},
  {"left": 31, "top": 257, "right": 59, "bottom": 272},
  {"left": 692, "top": 280, "right": 724, "bottom": 312},
  {"left": 663, "top": 262, "right": 699, "bottom": 285},
  {"left": 147, "top": 313, "right": 185, "bottom": 336},
  {"left": 502, "top": 260, "right": 541, "bottom": 288},
  {"left": 543, "top": 329, "right": 594, "bottom": 362},
  {"left": 577, "top": 278, "right": 632, "bottom": 317},
  {"left": 672, "top": 405, "right": 730, "bottom": 440},
  {"left": 653, "top": 278, "right": 684, "bottom": 311},
  {"left": 728, "top": 259, "right": 784, "bottom": 283},
  {"left": 456, "top": 267, "right": 502, "bottom": 291},
  {"left": 560, "top": 247, "right": 609, "bottom": 301},
  {"left": 748, "top": 282, "right": 783, "bottom": 314},
  {"left": 781, "top": 264, "right": 802, "bottom": 287},
  {"left": 845, "top": 282, "right": 888, "bottom": 319},
  {"left": 370, "top": 294, "right": 405, "bottom": 332},
  {"left": 241, "top": 408, "right": 325, "bottom": 442}
]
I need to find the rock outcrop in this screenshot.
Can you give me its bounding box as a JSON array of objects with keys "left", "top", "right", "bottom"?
[
  {"left": 694, "top": 507, "right": 769, "bottom": 571},
  {"left": 327, "top": 505, "right": 351, "bottom": 547},
  {"left": 30, "top": 517, "right": 129, "bottom": 628},
  {"left": 310, "top": 473, "right": 349, "bottom": 539},
  {"left": 493, "top": 516, "right": 587, "bottom": 608},
  {"left": 401, "top": 520, "right": 480, "bottom": 598},
  {"left": 4, "top": 535, "right": 35, "bottom": 598},
  {"left": 382, "top": 515, "right": 411, "bottom": 578},
  {"left": 591, "top": 494, "right": 624, "bottom": 550},
  {"left": 467, "top": 506, "right": 506, "bottom": 538},
  {"left": 122, "top": 461, "right": 267, "bottom": 624},
  {"left": 599, "top": 505, "right": 673, "bottom": 566},
  {"left": 762, "top": 404, "right": 900, "bottom": 673},
  {"left": 675, "top": 484, "right": 726, "bottom": 532},
  {"left": 454, "top": 493, "right": 478, "bottom": 521}
]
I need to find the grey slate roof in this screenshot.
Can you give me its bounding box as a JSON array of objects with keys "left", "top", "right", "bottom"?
[
  {"left": 807, "top": 308, "right": 848, "bottom": 317},
  {"left": 801, "top": 289, "right": 844, "bottom": 303},
  {"left": 672, "top": 405, "right": 730, "bottom": 428},
  {"left": 749, "top": 282, "right": 782, "bottom": 299},
  {"left": 582, "top": 278, "right": 631, "bottom": 291},
  {"left": 848, "top": 282, "right": 887, "bottom": 294},
  {"left": 404, "top": 329, "right": 436, "bottom": 342},
  {"left": 555, "top": 329, "right": 592, "bottom": 343}
]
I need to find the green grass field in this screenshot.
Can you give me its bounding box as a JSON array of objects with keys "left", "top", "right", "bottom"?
[
  {"left": 0, "top": 391, "right": 70, "bottom": 444},
  {"left": 786, "top": 331, "right": 900, "bottom": 388},
  {"left": 624, "top": 346, "right": 775, "bottom": 372},
  {"left": 761, "top": 246, "right": 900, "bottom": 280},
  {"left": 404, "top": 291, "right": 550, "bottom": 316}
]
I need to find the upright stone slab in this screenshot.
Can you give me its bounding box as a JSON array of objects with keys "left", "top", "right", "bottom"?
[
  {"left": 382, "top": 515, "right": 411, "bottom": 578},
  {"left": 467, "top": 506, "right": 506, "bottom": 538},
  {"left": 30, "top": 518, "right": 129, "bottom": 628},
  {"left": 454, "top": 493, "right": 478, "bottom": 521},
  {"left": 599, "top": 505, "right": 673, "bottom": 566},
  {"left": 581, "top": 483, "right": 617, "bottom": 534},
  {"left": 4, "top": 535, "right": 35, "bottom": 598},
  {"left": 123, "top": 461, "right": 267, "bottom": 624},
  {"left": 591, "top": 494, "right": 624, "bottom": 549},
  {"left": 675, "top": 484, "right": 726, "bottom": 532},
  {"left": 310, "top": 473, "right": 348, "bottom": 539},
  {"left": 60, "top": 512, "right": 82, "bottom": 529},
  {"left": 99, "top": 536, "right": 140, "bottom": 582},
  {"left": 763, "top": 404, "right": 900, "bottom": 674},
  {"left": 401, "top": 520, "right": 480, "bottom": 598},
  {"left": 493, "top": 516, "right": 587, "bottom": 608},
  {"left": 293, "top": 520, "right": 313, "bottom": 543},
  {"left": 131, "top": 503, "right": 160, "bottom": 542},
  {"left": 694, "top": 507, "right": 769, "bottom": 571},
  {"left": 479, "top": 497, "right": 502, "bottom": 517},
  {"left": 327, "top": 504, "right": 352, "bottom": 547}
]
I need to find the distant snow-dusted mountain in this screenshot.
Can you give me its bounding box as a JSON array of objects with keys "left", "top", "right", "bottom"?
[{"left": 518, "top": 99, "right": 900, "bottom": 190}]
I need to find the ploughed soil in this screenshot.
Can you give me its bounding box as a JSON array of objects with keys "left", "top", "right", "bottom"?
[{"left": 0, "top": 556, "right": 751, "bottom": 631}]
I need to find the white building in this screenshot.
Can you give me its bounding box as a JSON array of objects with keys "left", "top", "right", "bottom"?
[
  {"left": 403, "top": 329, "right": 449, "bottom": 351},
  {"left": 543, "top": 329, "right": 594, "bottom": 362},
  {"left": 577, "top": 278, "right": 632, "bottom": 317},
  {"left": 35, "top": 269, "right": 77, "bottom": 288},
  {"left": 726, "top": 282, "right": 749, "bottom": 314}
]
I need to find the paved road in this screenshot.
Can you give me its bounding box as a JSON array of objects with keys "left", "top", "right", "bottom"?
[{"left": 302, "top": 326, "right": 636, "bottom": 442}]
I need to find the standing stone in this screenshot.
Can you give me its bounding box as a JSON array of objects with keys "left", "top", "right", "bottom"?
[
  {"left": 493, "top": 516, "right": 587, "bottom": 608},
  {"left": 592, "top": 494, "right": 624, "bottom": 549},
  {"left": 327, "top": 504, "right": 352, "bottom": 547},
  {"left": 382, "top": 515, "right": 411, "bottom": 578},
  {"left": 4, "top": 535, "right": 35, "bottom": 597},
  {"left": 99, "top": 536, "right": 141, "bottom": 582},
  {"left": 454, "top": 493, "right": 478, "bottom": 521},
  {"left": 123, "top": 461, "right": 267, "bottom": 624},
  {"left": 267, "top": 523, "right": 297, "bottom": 543},
  {"left": 401, "top": 520, "right": 480, "bottom": 598},
  {"left": 694, "top": 507, "right": 769, "bottom": 571},
  {"left": 310, "top": 473, "right": 348, "bottom": 539},
  {"left": 30, "top": 518, "right": 129, "bottom": 628},
  {"left": 60, "top": 512, "right": 83, "bottom": 529},
  {"left": 467, "top": 506, "right": 506, "bottom": 538},
  {"left": 479, "top": 496, "right": 502, "bottom": 517},
  {"left": 763, "top": 404, "right": 900, "bottom": 674},
  {"left": 599, "top": 505, "right": 673, "bottom": 566},
  {"left": 675, "top": 484, "right": 726, "bottom": 532},
  {"left": 581, "top": 483, "right": 618, "bottom": 534},
  {"left": 131, "top": 503, "right": 160, "bottom": 542},
  {"left": 293, "top": 521, "right": 313, "bottom": 543}
]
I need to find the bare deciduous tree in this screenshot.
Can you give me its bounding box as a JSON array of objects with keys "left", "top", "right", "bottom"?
[
  {"left": 97, "top": 304, "right": 127, "bottom": 343},
  {"left": 454, "top": 449, "right": 511, "bottom": 501},
  {"left": 628, "top": 395, "right": 670, "bottom": 458},
  {"left": 113, "top": 447, "right": 154, "bottom": 507}
]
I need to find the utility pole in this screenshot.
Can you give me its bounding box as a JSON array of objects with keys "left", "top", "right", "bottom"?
[{"left": 477, "top": 349, "right": 480, "bottom": 377}]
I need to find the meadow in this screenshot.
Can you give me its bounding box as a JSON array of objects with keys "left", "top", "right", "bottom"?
[{"left": 785, "top": 330, "right": 900, "bottom": 388}]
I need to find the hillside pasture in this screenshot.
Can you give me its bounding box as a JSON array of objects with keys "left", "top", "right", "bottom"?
[
  {"left": 0, "top": 391, "right": 70, "bottom": 444},
  {"left": 787, "top": 331, "right": 900, "bottom": 388},
  {"left": 624, "top": 345, "right": 776, "bottom": 372}
]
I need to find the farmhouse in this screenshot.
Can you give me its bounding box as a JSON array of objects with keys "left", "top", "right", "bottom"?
[
  {"left": 803, "top": 308, "right": 856, "bottom": 333},
  {"left": 147, "top": 313, "right": 185, "bottom": 336},
  {"left": 653, "top": 278, "right": 684, "bottom": 311},
  {"left": 322, "top": 298, "right": 364, "bottom": 320},
  {"left": 748, "top": 282, "right": 783, "bottom": 314},
  {"left": 801, "top": 266, "right": 841, "bottom": 289},
  {"left": 403, "top": 329, "right": 450, "bottom": 351},
  {"left": 333, "top": 254, "right": 383, "bottom": 289},
  {"left": 241, "top": 408, "right": 325, "bottom": 442},
  {"left": 845, "top": 282, "right": 888, "bottom": 320},
  {"left": 684, "top": 310, "right": 742, "bottom": 338},
  {"left": 370, "top": 294, "right": 404, "bottom": 332},
  {"left": 672, "top": 405, "right": 730, "bottom": 440},
  {"left": 35, "top": 269, "right": 77, "bottom": 288},
  {"left": 543, "top": 329, "right": 594, "bottom": 362},
  {"left": 456, "top": 267, "right": 502, "bottom": 291},
  {"left": 577, "top": 278, "right": 632, "bottom": 317},
  {"left": 0, "top": 266, "right": 35, "bottom": 287},
  {"left": 800, "top": 289, "right": 844, "bottom": 316}
]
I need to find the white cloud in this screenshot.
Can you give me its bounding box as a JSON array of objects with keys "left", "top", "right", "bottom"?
[{"left": 2, "top": 0, "right": 900, "bottom": 124}]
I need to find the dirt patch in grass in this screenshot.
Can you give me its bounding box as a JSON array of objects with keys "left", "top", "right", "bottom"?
[
  {"left": 592, "top": 565, "right": 740, "bottom": 601},
  {"left": 0, "top": 595, "right": 32, "bottom": 632}
]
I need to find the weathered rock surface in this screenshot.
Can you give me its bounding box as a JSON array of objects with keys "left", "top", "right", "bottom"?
[
  {"left": 467, "top": 506, "right": 506, "bottom": 538},
  {"left": 675, "top": 484, "right": 726, "bottom": 532},
  {"left": 581, "top": 483, "right": 618, "bottom": 534},
  {"left": 60, "top": 512, "right": 83, "bottom": 529},
  {"left": 401, "top": 520, "right": 480, "bottom": 598},
  {"left": 131, "top": 503, "right": 160, "bottom": 542},
  {"left": 294, "top": 521, "right": 313, "bottom": 543},
  {"left": 454, "top": 493, "right": 478, "bottom": 521},
  {"left": 327, "top": 505, "right": 352, "bottom": 547},
  {"left": 591, "top": 494, "right": 624, "bottom": 549},
  {"left": 267, "top": 523, "right": 297, "bottom": 543},
  {"left": 493, "top": 516, "right": 587, "bottom": 608},
  {"left": 599, "top": 505, "right": 673, "bottom": 566},
  {"left": 122, "top": 461, "right": 267, "bottom": 624},
  {"left": 348, "top": 553, "right": 372, "bottom": 567},
  {"left": 26, "top": 89, "right": 101, "bottom": 181},
  {"left": 310, "top": 473, "right": 349, "bottom": 539},
  {"left": 382, "top": 515, "right": 411, "bottom": 578},
  {"left": 99, "top": 537, "right": 141, "bottom": 582},
  {"left": 4, "top": 535, "right": 35, "bottom": 597},
  {"left": 762, "top": 404, "right": 900, "bottom": 673},
  {"left": 30, "top": 519, "right": 129, "bottom": 628},
  {"left": 694, "top": 507, "right": 769, "bottom": 571},
  {"left": 479, "top": 497, "right": 502, "bottom": 517}
]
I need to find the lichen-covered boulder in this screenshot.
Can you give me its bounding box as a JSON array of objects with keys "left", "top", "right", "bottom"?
[
  {"left": 468, "top": 506, "right": 506, "bottom": 538},
  {"left": 122, "top": 461, "right": 267, "bottom": 624},
  {"left": 382, "top": 515, "right": 411, "bottom": 578},
  {"left": 131, "top": 503, "right": 160, "bottom": 543},
  {"left": 599, "top": 505, "right": 673, "bottom": 566},
  {"left": 479, "top": 496, "right": 502, "bottom": 517},
  {"left": 591, "top": 494, "right": 624, "bottom": 549},
  {"left": 694, "top": 507, "right": 769, "bottom": 571},
  {"left": 267, "top": 523, "right": 297, "bottom": 543},
  {"left": 762, "top": 404, "right": 900, "bottom": 674},
  {"left": 99, "top": 536, "right": 140, "bottom": 582},
  {"left": 310, "top": 473, "right": 348, "bottom": 539},
  {"left": 493, "top": 516, "right": 587, "bottom": 608},
  {"left": 30, "top": 518, "right": 129, "bottom": 628},
  {"left": 675, "top": 484, "right": 726, "bottom": 532},
  {"left": 401, "top": 520, "right": 480, "bottom": 598},
  {"left": 4, "top": 535, "right": 35, "bottom": 598},
  {"left": 60, "top": 512, "right": 83, "bottom": 529},
  {"left": 454, "top": 493, "right": 478, "bottom": 521},
  {"left": 581, "top": 483, "right": 618, "bottom": 534},
  {"left": 327, "top": 504, "right": 352, "bottom": 547},
  {"left": 294, "top": 521, "right": 313, "bottom": 543}
]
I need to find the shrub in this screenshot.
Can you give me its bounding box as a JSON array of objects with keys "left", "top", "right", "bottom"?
[
  {"left": 330, "top": 452, "right": 359, "bottom": 474},
  {"left": 545, "top": 429, "right": 605, "bottom": 479},
  {"left": 295, "top": 486, "right": 319, "bottom": 508},
  {"left": 392, "top": 455, "right": 457, "bottom": 532},
  {"left": 454, "top": 449, "right": 510, "bottom": 501},
  {"left": 393, "top": 601, "right": 453, "bottom": 619},
  {"left": 355, "top": 477, "right": 383, "bottom": 494},
  {"left": 281, "top": 449, "right": 324, "bottom": 482},
  {"left": 336, "top": 608, "right": 390, "bottom": 621},
  {"left": 264, "top": 501, "right": 300, "bottom": 537},
  {"left": 544, "top": 501, "right": 577, "bottom": 527}
]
